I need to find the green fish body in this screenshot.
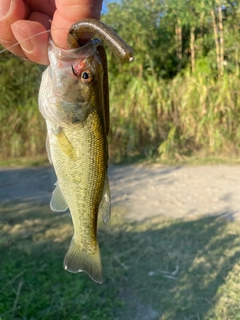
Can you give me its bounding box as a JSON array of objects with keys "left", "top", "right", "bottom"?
[{"left": 39, "top": 40, "right": 110, "bottom": 283}]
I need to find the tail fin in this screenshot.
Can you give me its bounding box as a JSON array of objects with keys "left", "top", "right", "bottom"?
[{"left": 63, "top": 238, "right": 103, "bottom": 284}]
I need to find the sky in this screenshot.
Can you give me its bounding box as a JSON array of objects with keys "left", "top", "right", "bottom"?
[
  {"left": 102, "top": 0, "right": 117, "bottom": 14},
  {"left": 102, "top": 0, "right": 108, "bottom": 14}
]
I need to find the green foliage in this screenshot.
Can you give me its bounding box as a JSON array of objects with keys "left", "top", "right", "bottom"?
[{"left": 103, "top": 0, "right": 177, "bottom": 79}]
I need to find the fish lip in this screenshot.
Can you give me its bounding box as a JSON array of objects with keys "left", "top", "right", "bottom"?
[{"left": 49, "top": 39, "right": 102, "bottom": 62}]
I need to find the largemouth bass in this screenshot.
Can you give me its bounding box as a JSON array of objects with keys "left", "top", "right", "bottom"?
[{"left": 38, "top": 19, "right": 134, "bottom": 284}]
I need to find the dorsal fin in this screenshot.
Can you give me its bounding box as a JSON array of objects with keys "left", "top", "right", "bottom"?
[{"left": 96, "top": 43, "right": 109, "bottom": 135}]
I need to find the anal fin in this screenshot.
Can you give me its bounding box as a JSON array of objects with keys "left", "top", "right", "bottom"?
[
  {"left": 50, "top": 181, "right": 68, "bottom": 212},
  {"left": 99, "top": 175, "right": 111, "bottom": 225}
]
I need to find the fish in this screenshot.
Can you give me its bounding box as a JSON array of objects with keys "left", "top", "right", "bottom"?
[{"left": 38, "top": 19, "right": 134, "bottom": 284}]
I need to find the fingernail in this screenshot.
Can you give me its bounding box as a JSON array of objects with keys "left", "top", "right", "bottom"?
[
  {"left": 0, "top": 0, "right": 12, "bottom": 19},
  {"left": 11, "top": 25, "right": 33, "bottom": 53}
]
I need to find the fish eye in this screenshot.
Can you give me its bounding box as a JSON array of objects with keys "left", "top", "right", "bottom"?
[
  {"left": 81, "top": 70, "right": 93, "bottom": 84},
  {"left": 82, "top": 72, "right": 89, "bottom": 79}
]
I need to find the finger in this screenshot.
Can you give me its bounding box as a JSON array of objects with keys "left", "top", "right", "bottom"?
[
  {"left": 24, "top": 0, "right": 56, "bottom": 17},
  {"left": 52, "top": 0, "right": 103, "bottom": 49},
  {"left": 0, "top": 0, "right": 30, "bottom": 58},
  {"left": 11, "top": 19, "right": 49, "bottom": 65}
]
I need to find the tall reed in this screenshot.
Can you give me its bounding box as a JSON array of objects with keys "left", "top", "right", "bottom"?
[
  {"left": 0, "top": 100, "right": 46, "bottom": 158},
  {"left": 108, "top": 72, "right": 240, "bottom": 161},
  {"left": 0, "top": 52, "right": 46, "bottom": 159}
]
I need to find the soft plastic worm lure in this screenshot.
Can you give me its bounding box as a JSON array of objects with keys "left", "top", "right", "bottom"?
[{"left": 67, "top": 19, "right": 134, "bottom": 62}]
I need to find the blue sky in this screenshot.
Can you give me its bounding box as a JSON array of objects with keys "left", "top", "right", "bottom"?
[
  {"left": 102, "top": 0, "right": 108, "bottom": 14},
  {"left": 102, "top": 0, "right": 117, "bottom": 14}
]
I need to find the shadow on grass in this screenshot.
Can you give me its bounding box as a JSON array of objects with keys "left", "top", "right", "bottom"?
[{"left": 1, "top": 203, "right": 240, "bottom": 320}]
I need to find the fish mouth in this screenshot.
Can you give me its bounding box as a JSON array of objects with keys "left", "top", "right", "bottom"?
[{"left": 49, "top": 39, "right": 101, "bottom": 62}]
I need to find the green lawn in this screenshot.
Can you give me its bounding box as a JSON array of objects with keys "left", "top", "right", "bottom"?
[{"left": 1, "top": 203, "right": 240, "bottom": 319}]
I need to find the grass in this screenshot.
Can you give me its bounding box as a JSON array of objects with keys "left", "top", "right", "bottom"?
[
  {"left": 1, "top": 202, "right": 240, "bottom": 319},
  {"left": 0, "top": 156, "right": 49, "bottom": 168},
  {"left": 1, "top": 154, "right": 240, "bottom": 169},
  {"left": 114, "top": 153, "right": 240, "bottom": 166}
]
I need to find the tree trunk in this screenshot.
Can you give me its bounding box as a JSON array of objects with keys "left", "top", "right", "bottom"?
[
  {"left": 199, "top": 0, "right": 205, "bottom": 55},
  {"left": 190, "top": 27, "right": 195, "bottom": 73},
  {"left": 235, "top": 48, "right": 239, "bottom": 77},
  {"left": 210, "top": 9, "right": 221, "bottom": 76},
  {"left": 217, "top": 3, "right": 224, "bottom": 75},
  {"left": 175, "top": 18, "right": 182, "bottom": 71}
]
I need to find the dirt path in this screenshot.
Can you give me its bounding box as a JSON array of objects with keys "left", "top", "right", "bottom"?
[{"left": 1, "top": 164, "right": 240, "bottom": 221}]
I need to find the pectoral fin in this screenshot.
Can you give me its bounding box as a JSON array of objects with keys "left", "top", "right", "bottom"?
[
  {"left": 50, "top": 181, "right": 68, "bottom": 212},
  {"left": 56, "top": 129, "right": 77, "bottom": 160},
  {"left": 99, "top": 175, "right": 111, "bottom": 225}
]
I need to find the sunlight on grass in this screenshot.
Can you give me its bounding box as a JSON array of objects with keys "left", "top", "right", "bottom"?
[
  {"left": 0, "top": 156, "right": 49, "bottom": 168},
  {"left": 1, "top": 204, "right": 240, "bottom": 319}
]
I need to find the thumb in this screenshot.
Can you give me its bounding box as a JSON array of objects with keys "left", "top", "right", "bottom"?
[{"left": 51, "top": 0, "right": 102, "bottom": 49}]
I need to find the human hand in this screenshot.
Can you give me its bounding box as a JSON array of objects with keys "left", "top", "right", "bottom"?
[{"left": 0, "top": 0, "right": 103, "bottom": 65}]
